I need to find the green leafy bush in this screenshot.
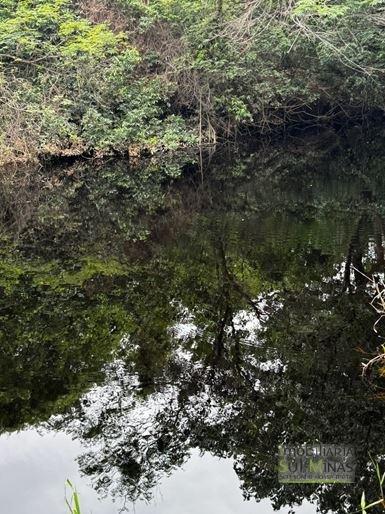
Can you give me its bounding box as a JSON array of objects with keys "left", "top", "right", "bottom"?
[{"left": 2, "top": 0, "right": 385, "bottom": 165}]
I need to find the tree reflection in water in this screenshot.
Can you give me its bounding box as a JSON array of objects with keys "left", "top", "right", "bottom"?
[{"left": 1, "top": 130, "right": 385, "bottom": 512}]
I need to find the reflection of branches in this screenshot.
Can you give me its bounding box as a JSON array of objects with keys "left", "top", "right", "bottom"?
[
  {"left": 342, "top": 210, "right": 385, "bottom": 293},
  {"left": 218, "top": 240, "right": 264, "bottom": 316},
  {"left": 46, "top": 273, "right": 385, "bottom": 514},
  {"left": 54, "top": 359, "right": 231, "bottom": 505},
  {"left": 0, "top": 167, "right": 44, "bottom": 240}
]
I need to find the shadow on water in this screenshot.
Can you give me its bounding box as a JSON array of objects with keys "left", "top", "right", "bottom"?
[{"left": 2, "top": 128, "right": 385, "bottom": 512}]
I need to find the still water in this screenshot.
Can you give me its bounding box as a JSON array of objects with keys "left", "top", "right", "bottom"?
[{"left": 1, "top": 129, "right": 385, "bottom": 513}]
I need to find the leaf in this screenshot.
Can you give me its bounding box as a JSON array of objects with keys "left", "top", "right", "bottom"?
[
  {"left": 73, "top": 491, "right": 81, "bottom": 514},
  {"left": 361, "top": 491, "right": 366, "bottom": 513}
]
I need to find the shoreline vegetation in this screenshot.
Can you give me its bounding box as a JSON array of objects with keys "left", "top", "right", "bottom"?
[{"left": 2, "top": 0, "right": 385, "bottom": 167}]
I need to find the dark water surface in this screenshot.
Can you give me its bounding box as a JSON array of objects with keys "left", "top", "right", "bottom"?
[{"left": 2, "top": 129, "right": 385, "bottom": 513}]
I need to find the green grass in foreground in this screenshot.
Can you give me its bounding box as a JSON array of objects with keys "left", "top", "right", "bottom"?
[{"left": 65, "top": 480, "right": 81, "bottom": 514}]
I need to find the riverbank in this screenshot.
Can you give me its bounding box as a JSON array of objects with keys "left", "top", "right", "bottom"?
[{"left": 2, "top": 0, "right": 385, "bottom": 167}]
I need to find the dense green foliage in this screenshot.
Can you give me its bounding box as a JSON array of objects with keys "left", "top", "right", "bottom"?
[{"left": 2, "top": 0, "right": 385, "bottom": 164}]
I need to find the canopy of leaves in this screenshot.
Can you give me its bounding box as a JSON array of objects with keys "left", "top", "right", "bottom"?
[{"left": 2, "top": 0, "right": 385, "bottom": 164}]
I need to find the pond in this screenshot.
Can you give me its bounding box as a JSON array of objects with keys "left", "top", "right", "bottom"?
[{"left": 1, "top": 128, "right": 385, "bottom": 513}]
